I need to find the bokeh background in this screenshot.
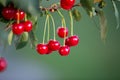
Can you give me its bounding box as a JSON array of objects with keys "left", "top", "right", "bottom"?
[{"left": 0, "top": 0, "right": 120, "bottom": 80}]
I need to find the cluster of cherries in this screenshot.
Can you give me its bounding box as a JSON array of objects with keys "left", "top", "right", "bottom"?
[
  {"left": 2, "top": 4, "right": 32, "bottom": 35},
  {"left": 36, "top": 27, "right": 79, "bottom": 56},
  {"left": 0, "top": 4, "right": 33, "bottom": 72},
  {"left": 36, "top": 0, "right": 79, "bottom": 56}
]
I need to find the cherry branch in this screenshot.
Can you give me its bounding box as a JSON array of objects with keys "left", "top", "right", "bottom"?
[{"left": 40, "top": 0, "right": 102, "bottom": 12}]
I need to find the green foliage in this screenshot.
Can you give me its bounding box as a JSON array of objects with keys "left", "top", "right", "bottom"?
[
  {"left": 72, "top": 8, "right": 81, "bottom": 21},
  {"left": 15, "top": 32, "right": 29, "bottom": 50},
  {"left": 80, "top": 0, "right": 94, "bottom": 17}
]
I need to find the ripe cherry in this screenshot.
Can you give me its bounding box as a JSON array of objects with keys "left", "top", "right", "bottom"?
[
  {"left": 36, "top": 43, "right": 48, "bottom": 55},
  {"left": 22, "top": 21, "right": 32, "bottom": 32},
  {"left": 48, "top": 40, "right": 60, "bottom": 51},
  {"left": 14, "top": 10, "right": 25, "bottom": 20},
  {"left": 0, "top": 57, "right": 7, "bottom": 72},
  {"left": 60, "top": 0, "right": 75, "bottom": 10},
  {"left": 12, "top": 23, "right": 24, "bottom": 35},
  {"left": 2, "top": 7, "right": 16, "bottom": 20},
  {"left": 59, "top": 45, "right": 70, "bottom": 56},
  {"left": 57, "top": 27, "right": 68, "bottom": 38},
  {"left": 65, "top": 35, "right": 79, "bottom": 46}
]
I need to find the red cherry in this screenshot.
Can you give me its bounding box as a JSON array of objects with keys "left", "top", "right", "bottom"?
[
  {"left": 65, "top": 35, "right": 79, "bottom": 46},
  {"left": 0, "top": 57, "right": 7, "bottom": 72},
  {"left": 48, "top": 40, "right": 60, "bottom": 51},
  {"left": 46, "top": 49, "right": 52, "bottom": 54},
  {"left": 14, "top": 10, "right": 25, "bottom": 20},
  {"left": 36, "top": 43, "right": 48, "bottom": 55},
  {"left": 2, "top": 7, "right": 16, "bottom": 20},
  {"left": 59, "top": 45, "right": 70, "bottom": 56},
  {"left": 23, "top": 21, "right": 32, "bottom": 32},
  {"left": 12, "top": 23, "right": 24, "bottom": 35},
  {"left": 60, "top": 0, "right": 75, "bottom": 10},
  {"left": 57, "top": 27, "right": 68, "bottom": 38},
  {"left": 46, "top": 44, "right": 53, "bottom": 54}
]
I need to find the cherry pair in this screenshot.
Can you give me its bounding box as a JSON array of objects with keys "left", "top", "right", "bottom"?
[
  {"left": 2, "top": 5, "right": 25, "bottom": 20},
  {"left": 36, "top": 39, "right": 60, "bottom": 55},
  {"left": 60, "top": 0, "right": 75, "bottom": 10},
  {"left": 12, "top": 20, "right": 32, "bottom": 35},
  {"left": 57, "top": 27, "right": 79, "bottom": 46},
  {"left": 0, "top": 57, "right": 7, "bottom": 72}
]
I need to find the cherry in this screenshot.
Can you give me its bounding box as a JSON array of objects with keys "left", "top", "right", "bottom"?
[
  {"left": 14, "top": 10, "right": 25, "bottom": 20},
  {"left": 0, "top": 57, "right": 7, "bottom": 72},
  {"left": 12, "top": 23, "right": 24, "bottom": 35},
  {"left": 36, "top": 43, "right": 48, "bottom": 55},
  {"left": 46, "top": 49, "right": 52, "bottom": 54},
  {"left": 2, "top": 7, "right": 16, "bottom": 20},
  {"left": 22, "top": 21, "right": 32, "bottom": 32},
  {"left": 57, "top": 27, "right": 68, "bottom": 38},
  {"left": 65, "top": 35, "right": 79, "bottom": 46},
  {"left": 46, "top": 44, "right": 53, "bottom": 54},
  {"left": 60, "top": 0, "right": 75, "bottom": 10},
  {"left": 59, "top": 45, "right": 70, "bottom": 56},
  {"left": 48, "top": 40, "right": 60, "bottom": 51}
]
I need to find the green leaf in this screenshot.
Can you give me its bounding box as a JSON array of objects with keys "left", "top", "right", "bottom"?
[
  {"left": 112, "top": 0, "right": 120, "bottom": 29},
  {"left": 29, "top": 31, "right": 38, "bottom": 49},
  {"left": 10, "top": 0, "right": 42, "bottom": 16},
  {"left": 80, "top": 0, "right": 94, "bottom": 17},
  {"left": 15, "top": 32, "right": 29, "bottom": 50},
  {"left": 72, "top": 9, "right": 81, "bottom": 21},
  {"left": 0, "top": 0, "right": 7, "bottom": 6},
  {"left": 98, "top": 10, "right": 107, "bottom": 41},
  {"left": 8, "top": 30, "right": 13, "bottom": 45}
]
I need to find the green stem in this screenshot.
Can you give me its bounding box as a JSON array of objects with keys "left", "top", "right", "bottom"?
[
  {"left": 47, "top": 15, "right": 50, "bottom": 41},
  {"left": 69, "top": 11, "right": 74, "bottom": 36},
  {"left": 57, "top": 10, "right": 67, "bottom": 46},
  {"left": 49, "top": 14, "right": 56, "bottom": 40},
  {"left": 25, "top": 13, "right": 27, "bottom": 21},
  {"left": 57, "top": 10, "right": 66, "bottom": 27},
  {"left": 43, "top": 15, "right": 49, "bottom": 44}
]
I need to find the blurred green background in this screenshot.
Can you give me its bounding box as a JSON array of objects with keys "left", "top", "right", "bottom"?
[{"left": 0, "top": 0, "right": 120, "bottom": 80}]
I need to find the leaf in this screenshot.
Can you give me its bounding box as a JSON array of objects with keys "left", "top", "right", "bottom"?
[
  {"left": 15, "top": 32, "right": 29, "bottom": 50},
  {"left": 10, "top": 0, "right": 42, "bottom": 16},
  {"left": 80, "top": 0, "right": 94, "bottom": 17},
  {"left": 0, "top": 0, "right": 7, "bottom": 6},
  {"left": 29, "top": 31, "right": 38, "bottom": 48},
  {"left": 98, "top": 10, "right": 107, "bottom": 41},
  {"left": 112, "top": 0, "right": 120, "bottom": 29},
  {"left": 72, "top": 9, "right": 81, "bottom": 21},
  {"left": 8, "top": 30, "right": 13, "bottom": 45}
]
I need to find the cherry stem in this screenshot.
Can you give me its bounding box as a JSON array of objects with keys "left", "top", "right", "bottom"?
[
  {"left": 43, "top": 15, "right": 49, "bottom": 44},
  {"left": 57, "top": 10, "right": 66, "bottom": 27},
  {"left": 17, "top": 10, "right": 20, "bottom": 24},
  {"left": 69, "top": 11, "right": 73, "bottom": 36},
  {"left": 57, "top": 10, "right": 67, "bottom": 46},
  {"left": 49, "top": 14, "right": 56, "bottom": 40},
  {"left": 25, "top": 13, "right": 27, "bottom": 21},
  {"left": 47, "top": 15, "right": 50, "bottom": 41}
]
